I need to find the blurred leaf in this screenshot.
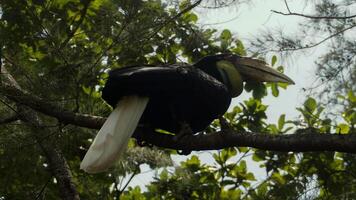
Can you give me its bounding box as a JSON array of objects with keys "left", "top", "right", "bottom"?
[
  {"left": 277, "top": 65, "right": 284, "bottom": 73},
  {"left": 304, "top": 97, "right": 317, "bottom": 113},
  {"left": 220, "top": 29, "right": 232, "bottom": 41},
  {"left": 336, "top": 123, "right": 350, "bottom": 134},
  {"left": 252, "top": 83, "right": 267, "bottom": 99},
  {"left": 278, "top": 114, "right": 286, "bottom": 130},
  {"left": 271, "top": 55, "right": 277, "bottom": 66},
  {"left": 271, "top": 83, "right": 279, "bottom": 97}
]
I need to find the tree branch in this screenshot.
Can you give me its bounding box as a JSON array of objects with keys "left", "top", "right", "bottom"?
[
  {"left": 271, "top": 10, "right": 356, "bottom": 20},
  {"left": 135, "top": 130, "right": 356, "bottom": 153},
  {"left": 1, "top": 67, "right": 80, "bottom": 200},
  {"left": 272, "top": 0, "right": 356, "bottom": 20},
  {"left": 1, "top": 80, "right": 356, "bottom": 154},
  {"left": 276, "top": 24, "right": 356, "bottom": 52},
  {"left": 0, "top": 114, "right": 18, "bottom": 125},
  {"left": 0, "top": 84, "right": 105, "bottom": 129}
]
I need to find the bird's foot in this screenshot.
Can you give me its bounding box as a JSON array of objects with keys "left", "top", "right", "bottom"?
[
  {"left": 173, "top": 122, "right": 193, "bottom": 142},
  {"left": 134, "top": 124, "right": 154, "bottom": 148},
  {"left": 173, "top": 122, "right": 193, "bottom": 155}
]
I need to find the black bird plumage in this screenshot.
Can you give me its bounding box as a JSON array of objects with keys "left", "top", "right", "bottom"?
[{"left": 102, "top": 61, "right": 231, "bottom": 133}]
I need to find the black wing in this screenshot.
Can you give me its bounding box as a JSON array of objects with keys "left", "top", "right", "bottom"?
[{"left": 102, "top": 64, "right": 228, "bottom": 107}]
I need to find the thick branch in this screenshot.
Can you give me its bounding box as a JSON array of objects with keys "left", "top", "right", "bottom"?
[
  {"left": 135, "top": 130, "right": 356, "bottom": 153},
  {"left": 1, "top": 81, "right": 355, "bottom": 154},
  {"left": 0, "top": 84, "right": 105, "bottom": 129}
]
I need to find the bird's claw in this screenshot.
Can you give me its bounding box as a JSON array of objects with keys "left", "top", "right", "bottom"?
[{"left": 173, "top": 122, "right": 193, "bottom": 142}]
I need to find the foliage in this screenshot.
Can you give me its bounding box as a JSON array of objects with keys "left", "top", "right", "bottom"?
[
  {"left": 0, "top": 0, "right": 355, "bottom": 199},
  {"left": 250, "top": 0, "right": 356, "bottom": 109}
]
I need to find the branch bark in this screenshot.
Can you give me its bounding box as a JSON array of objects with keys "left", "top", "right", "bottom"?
[
  {"left": 135, "top": 130, "right": 356, "bottom": 153},
  {"left": 1, "top": 80, "right": 355, "bottom": 154},
  {"left": 0, "top": 83, "right": 105, "bottom": 129}
]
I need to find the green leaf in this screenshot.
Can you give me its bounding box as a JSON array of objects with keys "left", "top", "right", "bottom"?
[
  {"left": 220, "top": 29, "right": 232, "bottom": 41},
  {"left": 278, "top": 82, "right": 289, "bottom": 89},
  {"left": 221, "top": 148, "right": 237, "bottom": 162},
  {"left": 238, "top": 147, "right": 248, "bottom": 153},
  {"left": 252, "top": 151, "right": 265, "bottom": 162},
  {"left": 271, "top": 55, "right": 277, "bottom": 66},
  {"left": 244, "top": 81, "right": 254, "bottom": 92},
  {"left": 238, "top": 160, "right": 247, "bottom": 172},
  {"left": 220, "top": 29, "right": 232, "bottom": 50},
  {"left": 267, "top": 124, "right": 279, "bottom": 134},
  {"left": 245, "top": 172, "right": 256, "bottom": 181},
  {"left": 272, "top": 172, "right": 285, "bottom": 184},
  {"left": 252, "top": 83, "right": 267, "bottom": 99},
  {"left": 277, "top": 65, "right": 284, "bottom": 73},
  {"left": 221, "top": 180, "right": 237, "bottom": 186},
  {"left": 159, "top": 168, "right": 169, "bottom": 180},
  {"left": 271, "top": 83, "right": 279, "bottom": 97},
  {"left": 232, "top": 40, "right": 246, "bottom": 55},
  {"left": 182, "top": 155, "right": 201, "bottom": 171},
  {"left": 304, "top": 97, "right": 317, "bottom": 113},
  {"left": 183, "top": 13, "right": 198, "bottom": 23},
  {"left": 278, "top": 114, "right": 286, "bottom": 130},
  {"left": 336, "top": 123, "right": 350, "bottom": 134},
  {"left": 348, "top": 90, "right": 356, "bottom": 103}
]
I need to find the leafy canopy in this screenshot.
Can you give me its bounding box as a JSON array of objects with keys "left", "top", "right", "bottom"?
[{"left": 0, "top": 0, "right": 355, "bottom": 199}]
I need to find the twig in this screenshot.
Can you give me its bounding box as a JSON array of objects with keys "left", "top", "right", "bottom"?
[
  {"left": 144, "top": 0, "right": 203, "bottom": 41},
  {"left": 272, "top": 0, "right": 356, "bottom": 20},
  {"left": 35, "top": 176, "right": 53, "bottom": 200},
  {"left": 59, "top": 0, "right": 91, "bottom": 50},
  {"left": 272, "top": 9, "right": 356, "bottom": 20},
  {"left": 276, "top": 24, "right": 356, "bottom": 52},
  {"left": 117, "top": 169, "right": 139, "bottom": 197},
  {"left": 283, "top": 0, "right": 291, "bottom": 13}
]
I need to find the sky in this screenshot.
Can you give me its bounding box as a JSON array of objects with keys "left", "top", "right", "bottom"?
[{"left": 126, "top": 0, "right": 324, "bottom": 190}]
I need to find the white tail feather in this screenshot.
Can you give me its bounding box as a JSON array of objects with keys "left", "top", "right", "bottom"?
[{"left": 80, "top": 96, "right": 149, "bottom": 173}]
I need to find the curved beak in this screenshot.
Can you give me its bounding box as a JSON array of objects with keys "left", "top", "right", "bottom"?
[{"left": 235, "top": 57, "right": 295, "bottom": 84}]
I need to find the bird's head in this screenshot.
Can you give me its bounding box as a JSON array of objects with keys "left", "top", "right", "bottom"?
[{"left": 194, "top": 54, "right": 295, "bottom": 97}]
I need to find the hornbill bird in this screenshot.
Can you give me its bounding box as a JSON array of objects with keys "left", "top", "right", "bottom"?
[{"left": 80, "top": 54, "right": 294, "bottom": 173}]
